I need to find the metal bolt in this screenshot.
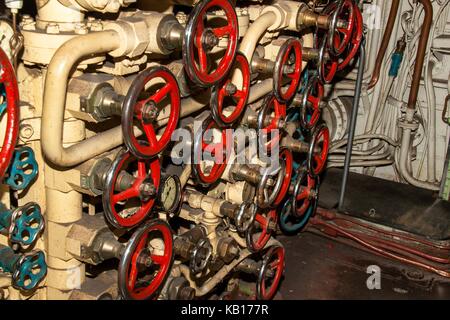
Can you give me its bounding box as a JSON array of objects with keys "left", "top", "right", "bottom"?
[
  {"left": 225, "top": 83, "right": 237, "bottom": 96},
  {"left": 176, "top": 12, "right": 187, "bottom": 25},
  {"left": 179, "top": 286, "right": 195, "bottom": 300},
  {"left": 142, "top": 101, "right": 159, "bottom": 122},
  {"left": 89, "top": 20, "right": 103, "bottom": 32},
  {"left": 19, "top": 124, "right": 34, "bottom": 140},
  {"left": 268, "top": 220, "right": 277, "bottom": 231},
  {"left": 139, "top": 182, "right": 157, "bottom": 199},
  {"left": 46, "top": 23, "right": 60, "bottom": 34},
  {"left": 202, "top": 30, "right": 219, "bottom": 50},
  {"left": 336, "top": 19, "right": 349, "bottom": 29},
  {"left": 21, "top": 14, "right": 33, "bottom": 24},
  {"left": 229, "top": 245, "right": 239, "bottom": 257},
  {"left": 92, "top": 0, "right": 108, "bottom": 9},
  {"left": 144, "top": 257, "right": 153, "bottom": 267},
  {"left": 74, "top": 23, "right": 89, "bottom": 35},
  {"left": 278, "top": 119, "right": 287, "bottom": 130}
]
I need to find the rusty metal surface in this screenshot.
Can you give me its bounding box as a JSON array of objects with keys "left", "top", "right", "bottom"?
[{"left": 278, "top": 233, "right": 450, "bottom": 299}]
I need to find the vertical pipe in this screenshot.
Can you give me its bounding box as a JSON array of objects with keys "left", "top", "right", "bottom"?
[
  {"left": 338, "top": 40, "right": 366, "bottom": 212},
  {"left": 367, "top": 0, "right": 400, "bottom": 89},
  {"left": 406, "top": 0, "right": 433, "bottom": 113}
]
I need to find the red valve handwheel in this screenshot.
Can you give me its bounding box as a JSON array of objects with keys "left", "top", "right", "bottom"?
[
  {"left": 183, "top": 0, "right": 239, "bottom": 87},
  {"left": 273, "top": 148, "right": 293, "bottom": 207},
  {"left": 118, "top": 219, "right": 174, "bottom": 300},
  {"left": 300, "top": 75, "right": 324, "bottom": 130},
  {"left": 102, "top": 149, "right": 161, "bottom": 229},
  {"left": 122, "top": 66, "right": 180, "bottom": 159},
  {"left": 256, "top": 245, "right": 285, "bottom": 300},
  {"left": 245, "top": 209, "right": 277, "bottom": 253},
  {"left": 337, "top": 2, "right": 363, "bottom": 71},
  {"left": 192, "top": 118, "right": 229, "bottom": 186},
  {"left": 273, "top": 38, "right": 303, "bottom": 103},
  {"left": 291, "top": 168, "right": 319, "bottom": 218},
  {"left": 210, "top": 53, "right": 250, "bottom": 127},
  {"left": 318, "top": 36, "right": 338, "bottom": 84},
  {"left": 0, "top": 47, "right": 19, "bottom": 180},
  {"left": 327, "top": 0, "right": 355, "bottom": 56},
  {"left": 307, "top": 123, "right": 330, "bottom": 178},
  {"left": 257, "top": 95, "right": 287, "bottom": 153}
]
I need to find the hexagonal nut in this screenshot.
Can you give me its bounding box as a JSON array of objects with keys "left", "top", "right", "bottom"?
[
  {"left": 104, "top": 18, "right": 150, "bottom": 58},
  {"left": 168, "top": 277, "right": 195, "bottom": 300}
]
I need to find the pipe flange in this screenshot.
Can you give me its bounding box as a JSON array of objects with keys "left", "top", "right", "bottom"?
[{"left": 397, "top": 117, "right": 420, "bottom": 131}]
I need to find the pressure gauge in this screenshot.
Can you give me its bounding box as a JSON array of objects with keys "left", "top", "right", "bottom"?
[
  {"left": 0, "top": 20, "right": 14, "bottom": 60},
  {"left": 158, "top": 175, "right": 182, "bottom": 215}
]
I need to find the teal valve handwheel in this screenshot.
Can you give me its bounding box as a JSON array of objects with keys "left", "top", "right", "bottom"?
[
  {"left": 0, "top": 246, "right": 47, "bottom": 291},
  {"left": 279, "top": 198, "right": 315, "bottom": 234},
  {"left": 5, "top": 146, "right": 39, "bottom": 191},
  {"left": 0, "top": 202, "right": 44, "bottom": 249}
]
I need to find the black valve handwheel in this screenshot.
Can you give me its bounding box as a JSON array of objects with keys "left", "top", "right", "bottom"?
[
  {"left": 256, "top": 161, "right": 286, "bottom": 209},
  {"left": 256, "top": 245, "right": 285, "bottom": 300},
  {"left": 273, "top": 38, "right": 303, "bottom": 103},
  {"left": 245, "top": 209, "right": 277, "bottom": 253},
  {"left": 103, "top": 149, "right": 161, "bottom": 229},
  {"left": 189, "top": 238, "right": 213, "bottom": 274},
  {"left": 327, "top": 0, "right": 355, "bottom": 56},
  {"left": 291, "top": 168, "right": 319, "bottom": 218},
  {"left": 299, "top": 75, "right": 324, "bottom": 130},
  {"left": 235, "top": 201, "right": 257, "bottom": 233},
  {"left": 307, "top": 123, "right": 330, "bottom": 178},
  {"left": 122, "top": 66, "right": 180, "bottom": 159},
  {"left": 183, "top": 0, "right": 239, "bottom": 87},
  {"left": 210, "top": 53, "right": 250, "bottom": 127},
  {"left": 192, "top": 117, "right": 229, "bottom": 186},
  {"left": 118, "top": 219, "right": 174, "bottom": 300}
]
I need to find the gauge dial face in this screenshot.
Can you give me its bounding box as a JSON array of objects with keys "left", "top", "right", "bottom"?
[{"left": 160, "top": 175, "right": 181, "bottom": 213}]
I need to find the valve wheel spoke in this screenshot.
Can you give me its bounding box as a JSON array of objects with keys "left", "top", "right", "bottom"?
[
  {"left": 246, "top": 210, "right": 277, "bottom": 252},
  {"left": 112, "top": 186, "right": 140, "bottom": 204},
  {"left": 192, "top": 118, "right": 228, "bottom": 185},
  {"left": 213, "top": 25, "right": 232, "bottom": 38}
]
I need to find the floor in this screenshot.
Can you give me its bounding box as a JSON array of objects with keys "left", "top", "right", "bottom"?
[
  {"left": 319, "top": 169, "right": 450, "bottom": 240},
  {"left": 278, "top": 232, "right": 450, "bottom": 299},
  {"left": 277, "top": 169, "right": 450, "bottom": 299}
]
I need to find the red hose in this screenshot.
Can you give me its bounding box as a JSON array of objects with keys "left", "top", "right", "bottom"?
[{"left": 311, "top": 218, "right": 450, "bottom": 278}]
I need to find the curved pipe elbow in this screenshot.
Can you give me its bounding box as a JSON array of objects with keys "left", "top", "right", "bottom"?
[
  {"left": 398, "top": 128, "right": 440, "bottom": 191},
  {"left": 41, "top": 30, "right": 121, "bottom": 167}
]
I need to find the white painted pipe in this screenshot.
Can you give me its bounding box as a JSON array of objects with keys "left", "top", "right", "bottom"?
[{"left": 398, "top": 127, "right": 440, "bottom": 190}]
